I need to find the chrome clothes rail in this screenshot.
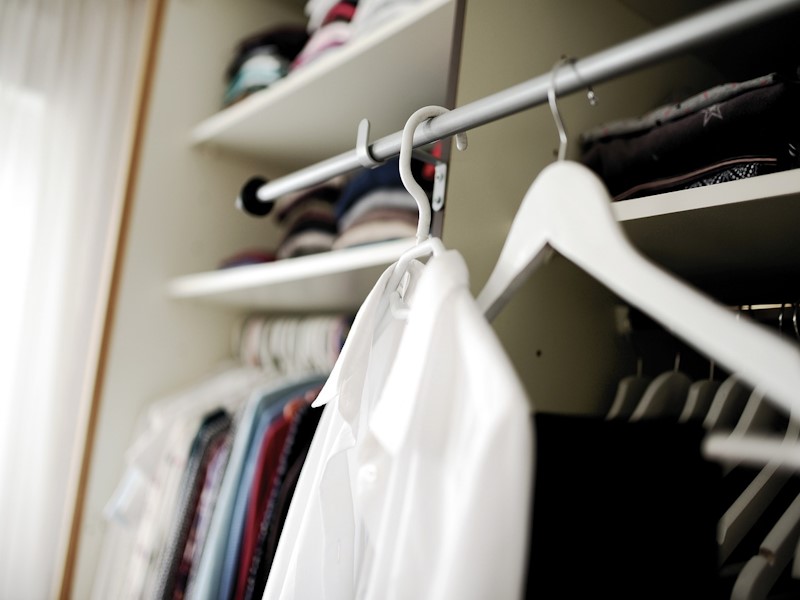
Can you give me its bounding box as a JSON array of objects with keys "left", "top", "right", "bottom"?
[{"left": 245, "top": 0, "right": 800, "bottom": 207}]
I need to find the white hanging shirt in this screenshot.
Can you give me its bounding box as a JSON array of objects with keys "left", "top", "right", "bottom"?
[{"left": 263, "top": 249, "right": 534, "bottom": 600}]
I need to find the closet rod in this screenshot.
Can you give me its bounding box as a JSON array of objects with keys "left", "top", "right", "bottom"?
[{"left": 251, "top": 0, "right": 800, "bottom": 205}]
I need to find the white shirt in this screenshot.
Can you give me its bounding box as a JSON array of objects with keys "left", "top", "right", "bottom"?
[
  {"left": 264, "top": 249, "right": 534, "bottom": 600},
  {"left": 94, "top": 364, "right": 268, "bottom": 600}
]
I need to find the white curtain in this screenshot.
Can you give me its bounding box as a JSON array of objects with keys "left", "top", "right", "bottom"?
[{"left": 0, "top": 0, "right": 146, "bottom": 597}]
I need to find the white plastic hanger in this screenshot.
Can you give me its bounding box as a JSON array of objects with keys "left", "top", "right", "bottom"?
[
  {"left": 385, "top": 105, "right": 467, "bottom": 318},
  {"left": 732, "top": 491, "right": 800, "bottom": 600},
  {"left": 629, "top": 354, "right": 692, "bottom": 421},
  {"left": 716, "top": 396, "right": 799, "bottom": 564},
  {"left": 678, "top": 361, "right": 721, "bottom": 424},
  {"left": 703, "top": 376, "right": 754, "bottom": 433},
  {"left": 475, "top": 59, "right": 800, "bottom": 427},
  {"left": 605, "top": 309, "right": 652, "bottom": 420},
  {"left": 714, "top": 388, "right": 789, "bottom": 564},
  {"left": 703, "top": 305, "right": 800, "bottom": 468},
  {"left": 732, "top": 390, "right": 784, "bottom": 440},
  {"left": 605, "top": 358, "right": 652, "bottom": 421}
]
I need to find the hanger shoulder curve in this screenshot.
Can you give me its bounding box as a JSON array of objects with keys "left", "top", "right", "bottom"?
[
  {"left": 478, "top": 160, "right": 800, "bottom": 420},
  {"left": 703, "top": 376, "right": 753, "bottom": 432},
  {"left": 731, "top": 492, "right": 800, "bottom": 600},
  {"left": 629, "top": 370, "right": 692, "bottom": 421},
  {"left": 605, "top": 374, "right": 652, "bottom": 420},
  {"left": 678, "top": 378, "right": 721, "bottom": 423}
]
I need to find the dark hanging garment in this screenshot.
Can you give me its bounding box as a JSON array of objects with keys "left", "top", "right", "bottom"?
[
  {"left": 526, "top": 412, "right": 723, "bottom": 599},
  {"left": 243, "top": 402, "right": 326, "bottom": 600}
]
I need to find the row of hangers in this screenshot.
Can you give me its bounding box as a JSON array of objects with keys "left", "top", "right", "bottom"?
[
  {"left": 232, "top": 313, "right": 351, "bottom": 378},
  {"left": 608, "top": 302, "right": 800, "bottom": 598},
  {"left": 609, "top": 303, "right": 800, "bottom": 424}
]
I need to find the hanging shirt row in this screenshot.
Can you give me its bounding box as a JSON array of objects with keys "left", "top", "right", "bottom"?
[{"left": 97, "top": 258, "right": 800, "bottom": 599}]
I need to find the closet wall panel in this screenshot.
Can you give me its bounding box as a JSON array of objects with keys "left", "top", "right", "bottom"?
[{"left": 444, "top": 0, "right": 720, "bottom": 411}]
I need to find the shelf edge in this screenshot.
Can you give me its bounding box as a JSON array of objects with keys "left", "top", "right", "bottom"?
[
  {"left": 613, "top": 169, "right": 800, "bottom": 222},
  {"left": 167, "top": 237, "right": 415, "bottom": 299}
]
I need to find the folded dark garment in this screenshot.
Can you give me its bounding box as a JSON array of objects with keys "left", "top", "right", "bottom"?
[
  {"left": 218, "top": 249, "right": 276, "bottom": 269},
  {"left": 581, "top": 77, "right": 800, "bottom": 199},
  {"left": 223, "top": 48, "right": 290, "bottom": 106},
  {"left": 276, "top": 230, "right": 335, "bottom": 260},
  {"left": 580, "top": 72, "right": 778, "bottom": 145},
  {"left": 281, "top": 214, "right": 338, "bottom": 239},
  {"left": 226, "top": 26, "right": 309, "bottom": 82},
  {"left": 614, "top": 158, "right": 779, "bottom": 201},
  {"left": 528, "top": 412, "right": 723, "bottom": 599},
  {"left": 334, "top": 156, "right": 431, "bottom": 220}
]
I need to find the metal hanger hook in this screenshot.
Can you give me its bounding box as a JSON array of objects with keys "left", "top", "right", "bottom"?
[
  {"left": 548, "top": 55, "right": 598, "bottom": 162},
  {"left": 548, "top": 56, "right": 570, "bottom": 162}
]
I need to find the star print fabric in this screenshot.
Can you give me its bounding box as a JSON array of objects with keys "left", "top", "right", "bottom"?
[{"left": 580, "top": 70, "right": 800, "bottom": 201}]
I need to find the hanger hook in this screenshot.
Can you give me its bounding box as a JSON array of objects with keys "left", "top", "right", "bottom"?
[
  {"left": 548, "top": 56, "right": 570, "bottom": 162},
  {"left": 356, "top": 118, "right": 382, "bottom": 168},
  {"left": 547, "top": 56, "right": 598, "bottom": 161},
  {"left": 400, "top": 105, "right": 467, "bottom": 244}
]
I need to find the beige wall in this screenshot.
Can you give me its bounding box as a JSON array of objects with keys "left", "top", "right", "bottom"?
[{"left": 444, "top": 0, "right": 720, "bottom": 412}]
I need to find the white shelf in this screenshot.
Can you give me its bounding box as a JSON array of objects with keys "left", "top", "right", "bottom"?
[
  {"left": 170, "top": 171, "right": 800, "bottom": 312},
  {"left": 167, "top": 237, "right": 415, "bottom": 312},
  {"left": 190, "top": 0, "right": 459, "bottom": 171},
  {"left": 614, "top": 169, "right": 800, "bottom": 300}
]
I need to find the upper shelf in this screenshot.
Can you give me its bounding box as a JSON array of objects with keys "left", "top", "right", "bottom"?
[
  {"left": 615, "top": 168, "right": 800, "bottom": 302},
  {"left": 167, "top": 237, "right": 415, "bottom": 313},
  {"left": 190, "top": 0, "right": 460, "bottom": 172}
]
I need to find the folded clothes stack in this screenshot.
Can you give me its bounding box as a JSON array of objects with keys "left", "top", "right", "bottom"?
[
  {"left": 291, "top": 0, "right": 359, "bottom": 71},
  {"left": 580, "top": 69, "right": 800, "bottom": 201},
  {"left": 218, "top": 249, "right": 276, "bottom": 269},
  {"left": 222, "top": 0, "right": 434, "bottom": 98},
  {"left": 348, "top": 0, "right": 431, "bottom": 36},
  {"left": 273, "top": 175, "right": 348, "bottom": 260},
  {"left": 223, "top": 26, "right": 309, "bottom": 107},
  {"left": 292, "top": 0, "right": 432, "bottom": 71},
  {"left": 332, "top": 156, "right": 431, "bottom": 250},
  {"left": 217, "top": 157, "right": 432, "bottom": 269}
]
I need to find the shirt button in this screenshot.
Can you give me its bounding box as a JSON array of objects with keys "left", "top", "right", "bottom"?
[{"left": 359, "top": 464, "right": 377, "bottom": 484}]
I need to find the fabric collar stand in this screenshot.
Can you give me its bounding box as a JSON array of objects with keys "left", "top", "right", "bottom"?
[
  {"left": 311, "top": 258, "right": 416, "bottom": 418},
  {"left": 369, "top": 250, "right": 468, "bottom": 455},
  {"left": 311, "top": 250, "right": 465, "bottom": 424},
  {"left": 316, "top": 249, "right": 466, "bottom": 457},
  {"left": 310, "top": 264, "right": 392, "bottom": 416}
]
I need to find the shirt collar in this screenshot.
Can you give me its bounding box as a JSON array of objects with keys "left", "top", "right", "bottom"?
[
  {"left": 368, "top": 250, "right": 469, "bottom": 455},
  {"left": 312, "top": 248, "right": 469, "bottom": 450},
  {"left": 311, "top": 262, "right": 396, "bottom": 421}
]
